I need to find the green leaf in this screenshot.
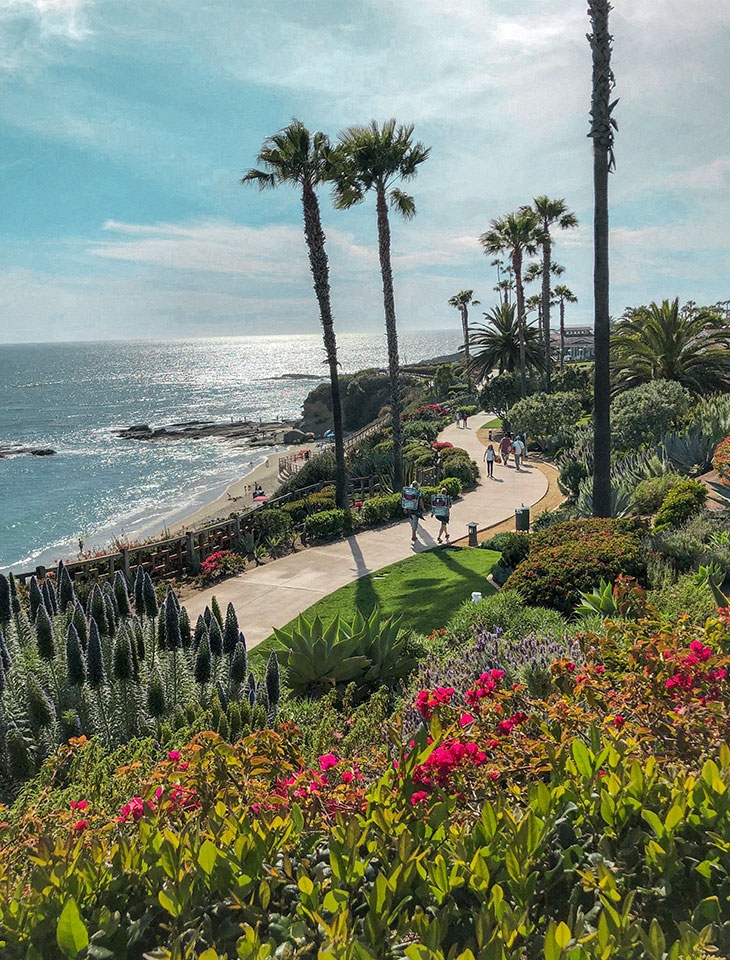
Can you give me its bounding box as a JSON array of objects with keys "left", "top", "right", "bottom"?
[
  {"left": 571, "top": 740, "right": 593, "bottom": 778},
  {"left": 543, "top": 921, "right": 560, "bottom": 960},
  {"left": 298, "top": 875, "right": 314, "bottom": 896},
  {"left": 198, "top": 839, "right": 218, "bottom": 876},
  {"left": 642, "top": 809, "right": 664, "bottom": 838},
  {"left": 647, "top": 917, "right": 666, "bottom": 960},
  {"left": 158, "top": 888, "right": 182, "bottom": 918},
  {"left": 57, "top": 899, "right": 89, "bottom": 958},
  {"left": 555, "top": 921, "right": 571, "bottom": 950}
]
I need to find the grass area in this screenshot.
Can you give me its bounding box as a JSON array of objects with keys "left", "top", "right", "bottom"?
[
  {"left": 250, "top": 546, "right": 500, "bottom": 666},
  {"left": 481, "top": 417, "right": 502, "bottom": 430}
]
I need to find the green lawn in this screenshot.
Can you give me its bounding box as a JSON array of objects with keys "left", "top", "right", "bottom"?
[
  {"left": 250, "top": 546, "right": 500, "bottom": 666},
  {"left": 481, "top": 417, "right": 502, "bottom": 430}
]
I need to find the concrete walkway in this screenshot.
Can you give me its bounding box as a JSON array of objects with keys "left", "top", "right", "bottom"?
[{"left": 183, "top": 414, "right": 547, "bottom": 645}]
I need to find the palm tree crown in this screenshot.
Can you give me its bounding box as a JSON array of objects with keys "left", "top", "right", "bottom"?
[
  {"left": 611, "top": 298, "right": 730, "bottom": 396},
  {"left": 479, "top": 210, "right": 540, "bottom": 396},
  {"left": 467, "top": 302, "right": 545, "bottom": 382},
  {"left": 332, "top": 120, "right": 430, "bottom": 490},
  {"left": 448, "top": 290, "right": 480, "bottom": 394},
  {"left": 242, "top": 119, "right": 348, "bottom": 508}
]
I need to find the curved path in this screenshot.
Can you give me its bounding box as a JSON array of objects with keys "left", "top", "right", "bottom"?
[{"left": 183, "top": 414, "right": 547, "bottom": 645}]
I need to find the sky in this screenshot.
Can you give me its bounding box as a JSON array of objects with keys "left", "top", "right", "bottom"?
[{"left": 0, "top": 0, "right": 728, "bottom": 343}]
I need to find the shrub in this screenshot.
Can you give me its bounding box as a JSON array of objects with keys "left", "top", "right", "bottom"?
[
  {"left": 281, "top": 498, "right": 308, "bottom": 525},
  {"left": 200, "top": 550, "right": 246, "bottom": 581},
  {"left": 651, "top": 511, "right": 730, "bottom": 577},
  {"left": 304, "top": 491, "right": 336, "bottom": 514},
  {"left": 438, "top": 476, "right": 462, "bottom": 498},
  {"left": 254, "top": 508, "right": 293, "bottom": 544},
  {"left": 531, "top": 505, "right": 578, "bottom": 532},
  {"left": 359, "top": 494, "right": 403, "bottom": 527},
  {"left": 508, "top": 391, "right": 583, "bottom": 448},
  {"left": 530, "top": 516, "right": 648, "bottom": 552},
  {"left": 508, "top": 533, "right": 647, "bottom": 614},
  {"left": 630, "top": 473, "right": 682, "bottom": 515},
  {"left": 653, "top": 477, "right": 708, "bottom": 531},
  {"left": 402, "top": 419, "right": 440, "bottom": 443},
  {"left": 647, "top": 571, "right": 719, "bottom": 626},
  {"left": 440, "top": 589, "right": 567, "bottom": 647},
  {"left": 482, "top": 532, "right": 530, "bottom": 569},
  {"left": 713, "top": 434, "right": 730, "bottom": 484},
  {"left": 611, "top": 380, "right": 692, "bottom": 452},
  {"left": 441, "top": 454, "right": 479, "bottom": 488},
  {"left": 303, "top": 509, "right": 349, "bottom": 542}
]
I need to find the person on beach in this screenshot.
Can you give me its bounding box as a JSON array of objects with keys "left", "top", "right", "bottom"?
[
  {"left": 499, "top": 434, "right": 511, "bottom": 466},
  {"left": 402, "top": 481, "right": 425, "bottom": 543},
  {"left": 431, "top": 487, "right": 452, "bottom": 544},
  {"left": 484, "top": 443, "right": 496, "bottom": 478}
]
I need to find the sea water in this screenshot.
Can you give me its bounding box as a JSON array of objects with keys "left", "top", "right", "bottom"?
[{"left": 0, "top": 331, "right": 462, "bottom": 572}]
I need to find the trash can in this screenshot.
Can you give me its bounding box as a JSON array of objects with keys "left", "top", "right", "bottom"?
[{"left": 515, "top": 506, "right": 530, "bottom": 532}]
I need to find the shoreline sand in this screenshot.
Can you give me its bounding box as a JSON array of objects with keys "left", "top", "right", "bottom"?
[{"left": 172, "top": 440, "right": 323, "bottom": 533}]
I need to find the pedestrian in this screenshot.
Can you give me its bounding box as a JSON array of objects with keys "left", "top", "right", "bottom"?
[
  {"left": 454, "top": 409, "right": 460, "bottom": 428},
  {"left": 431, "top": 487, "right": 452, "bottom": 544},
  {"left": 463, "top": 411, "right": 469, "bottom": 429},
  {"left": 511, "top": 435, "right": 525, "bottom": 471},
  {"left": 401, "top": 480, "right": 425, "bottom": 544},
  {"left": 520, "top": 432, "right": 528, "bottom": 461},
  {"left": 484, "top": 443, "right": 496, "bottom": 478},
  {"left": 488, "top": 429, "right": 493, "bottom": 442},
  {"left": 499, "top": 434, "right": 511, "bottom": 466},
  {"left": 78, "top": 538, "right": 84, "bottom": 557}
]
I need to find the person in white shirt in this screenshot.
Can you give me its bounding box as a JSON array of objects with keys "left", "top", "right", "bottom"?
[
  {"left": 511, "top": 436, "right": 525, "bottom": 471},
  {"left": 483, "top": 443, "right": 496, "bottom": 478}
]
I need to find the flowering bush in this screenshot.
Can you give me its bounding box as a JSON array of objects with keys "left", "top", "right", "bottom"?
[
  {"left": 713, "top": 434, "right": 730, "bottom": 485},
  {"left": 200, "top": 548, "right": 246, "bottom": 580}
]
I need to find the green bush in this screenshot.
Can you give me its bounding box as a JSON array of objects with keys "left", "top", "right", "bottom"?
[
  {"left": 530, "top": 516, "right": 648, "bottom": 552},
  {"left": 443, "top": 589, "right": 567, "bottom": 646},
  {"left": 630, "top": 473, "right": 682, "bottom": 515},
  {"left": 651, "top": 511, "right": 730, "bottom": 577},
  {"left": 303, "top": 509, "right": 349, "bottom": 542},
  {"left": 280, "top": 498, "right": 308, "bottom": 525},
  {"left": 653, "top": 478, "right": 708, "bottom": 531},
  {"left": 647, "top": 571, "right": 718, "bottom": 626},
  {"left": 441, "top": 454, "right": 479, "bottom": 488},
  {"left": 359, "top": 494, "right": 403, "bottom": 527},
  {"left": 402, "top": 419, "right": 440, "bottom": 443},
  {"left": 482, "top": 531, "right": 531, "bottom": 568},
  {"left": 508, "top": 391, "right": 583, "bottom": 448},
  {"left": 438, "top": 476, "right": 462, "bottom": 498},
  {"left": 304, "top": 490, "right": 336, "bottom": 514},
  {"left": 507, "top": 532, "right": 647, "bottom": 615},
  {"left": 254, "top": 507, "right": 294, "bottom": 543},
  {"left": 611, "top": 380, "right": 692, "bottom": 453}
]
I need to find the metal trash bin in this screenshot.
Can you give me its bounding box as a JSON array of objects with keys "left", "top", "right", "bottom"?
[{"left": 515, "top": 506, "right": 530, "bottom": 532}]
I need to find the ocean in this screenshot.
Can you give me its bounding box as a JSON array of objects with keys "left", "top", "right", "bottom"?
[{"left": 0, "top": 331, "right": 462, "bottom": 573}]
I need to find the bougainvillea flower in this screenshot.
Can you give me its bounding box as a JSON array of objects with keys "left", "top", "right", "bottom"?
[{"left": 318, "top": 753, "right": 339, "bottom": 771}]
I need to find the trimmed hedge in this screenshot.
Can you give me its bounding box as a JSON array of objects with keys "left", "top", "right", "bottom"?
[
  {"left": 441, "top": 455, "right": 479, "bottom": 489},
  {"left": 530, "top": 516, "right": 648, "bottom": 553},
  {"left": 303, "top": 509, "right": 353, "bottom": 541},
  {"left": 359, "top": 494, "right": 403, "bottom": 527},
  {"left": 482, "top": 531, "right": 531, "bottom": 569},
  {"left": 253, "top": 508, "right": 293, "bottom": 542}
]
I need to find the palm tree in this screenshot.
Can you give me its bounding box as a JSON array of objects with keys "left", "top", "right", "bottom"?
[
  {"left": 467, "top": 302, "right": 544, "bottom": 382},
  {"left": 479, "top": 209, "right": 540, "bottom": 397},
  {"left": 242, "top": 120, "right": 347, "bottom": 509},
  {"left": 611, "top": 298, "right": 730, "bottom": 395},
  {"left": 553, "top": 284, "right": 578, "bottom": 370},
  {"left": 530, "top": 197, "right": 578, "bottom": 392},
  {"left": 332, "top": 119, "right": 430, "bottom": 490},
  {"left": 448, "top": 290, "right": 480, "bottom": 394},
  {"left": 588, "top": 0, "right": 618, "bottom": 517}
]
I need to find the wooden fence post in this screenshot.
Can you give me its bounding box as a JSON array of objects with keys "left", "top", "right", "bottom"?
[{"left": 186, "top": 531, "right": 200, "bottom": 573}]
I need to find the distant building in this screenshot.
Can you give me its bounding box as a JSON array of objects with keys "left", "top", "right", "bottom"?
[{"left": 551, "top": 325, "right": 594, "bottom": 360}]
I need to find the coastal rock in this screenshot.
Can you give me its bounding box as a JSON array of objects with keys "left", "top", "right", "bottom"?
[
  {"left": 0, "top": 446, "right": 56, "bottom": 459},
  {"left": 283, "top": 428, "right": 307, "bottom": 444},
  {"left": 116, "top": 419, "right": 296, "bottom": 444}
]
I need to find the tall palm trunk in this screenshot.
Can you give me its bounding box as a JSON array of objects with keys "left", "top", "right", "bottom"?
[
  {"left": 513, "top": 250, "right": 527, "bottom": 398},
  {"left": 301, "top": 180, "right": 347, "bottom": 509},
  {"left": 460, "top": 306, "right": 472, "bottom": 394},
  {"left": 541, "top": 235, "right": 552, "bottom": 391},
  {"left": 559, "top": 299, "right": 566, "bottom": 371},
  {"left": 588, "top": 0, "right": 615, "bottom": 517},
  {"left": 375, "top": 180, "right": 403, "bottom": 490}
]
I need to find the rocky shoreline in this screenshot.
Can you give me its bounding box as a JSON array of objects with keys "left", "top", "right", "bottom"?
[
  {"left": 116, "top": 419, "right": 313, "bottom": 446},
  {"left": 0, "top": 446, "right": 55, "bottom": 459}
]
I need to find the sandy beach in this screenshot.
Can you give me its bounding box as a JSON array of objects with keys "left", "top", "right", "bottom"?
[{"left": 172, "top": 440, "right": 323, "bottom": 533}]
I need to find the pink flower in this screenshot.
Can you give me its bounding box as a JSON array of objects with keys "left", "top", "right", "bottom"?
[
  {"left": 167, "top": 750, "right": 181, "bottom": 761},
  {"left": 70, "top": 799, "right": 88, "bottom": 811},
  {"left": 341, "top": 771, "right": 354, "bottom": 784},
  {"left": 613, "top": 714, "right": 626, "bottom": 729},
  {"left": 72, "top": 819, "right": 88, "bottom": 832},
  {"left": 497, "top": 720, "right": 514, "bottom": 736},
  {"left": 179, "top": 761, "right": 189, "bottom": 771},
  {"left": 318, "top": 753, "right": 339, "bottom": 772},
  {"left": 410, "top": 790, "right": 429, "bottom": 805},
  {"left": 459, "top": 713, "right": 475, "bottom": 727}
]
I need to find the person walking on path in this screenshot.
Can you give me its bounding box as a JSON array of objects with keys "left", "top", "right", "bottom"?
[
  {"left": 402, "top": 480, "right": 426, "bottom": 544},
  {"left": 499, "top": 434, "right": 511, "bottom": 466},
  {"left": 511, "top": 435, "right": 525, "bottom": 471},
  {"left": 484, "top": 443, "right": 496, "bottom": 478},
  {"left": 431, "top": 487, "right": 452, "bottom": 543}
]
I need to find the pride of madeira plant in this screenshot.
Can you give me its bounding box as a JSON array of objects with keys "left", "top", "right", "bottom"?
[{"left": 0, "top": 564, "right": 278, "bottom": 795}]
